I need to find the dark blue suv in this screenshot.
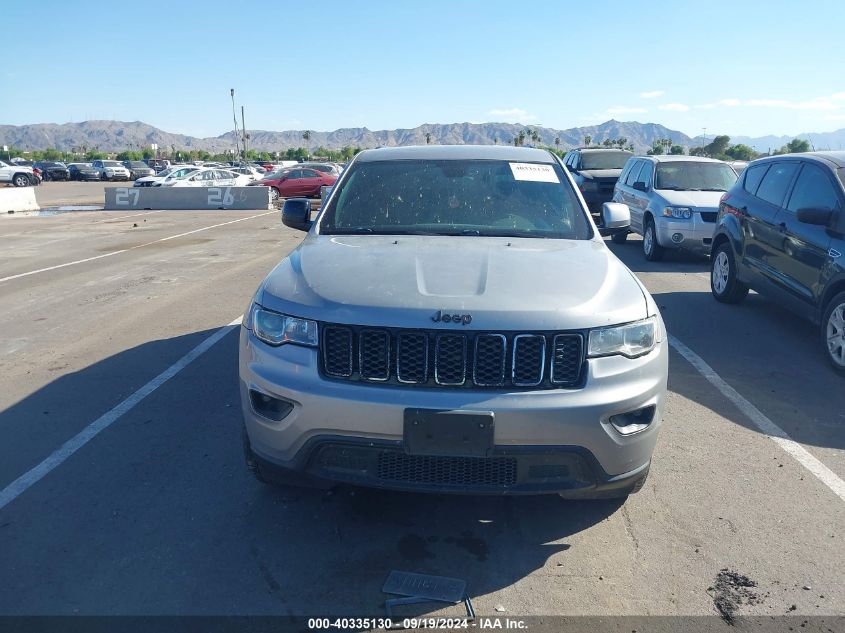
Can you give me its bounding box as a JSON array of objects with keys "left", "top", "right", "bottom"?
[{"left": 710, "top": 152, "right": 845, "bottom": 373}]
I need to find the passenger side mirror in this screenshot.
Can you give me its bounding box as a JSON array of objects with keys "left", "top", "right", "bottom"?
[
  {"left": 566, "top": 164, "right": 576, "bottom": 172},
  {"left": 796, "top": 207, "right": 832, "bottom": 226},
  {"left": 633, "top": 181, "right": 647, "bottom": 192},
  {"left": 602, "top": 202, "right": 631, "bottom": 230},
  {"left": 282, "top": 198, "right": 313, "bottom": 231}
]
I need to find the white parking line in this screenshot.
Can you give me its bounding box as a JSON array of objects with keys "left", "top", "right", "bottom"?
[
  {"left": 670, "top": 334, "right": 845, "bottom": 503},
  {"left": 0, "top": 211, "right": 275, "bottom": 285},
  {"left": 0, "top": 316, "right": 243, "bottom": 512},
  {"left": 93, "top": 210, "right": 164, "bottom": 223}
]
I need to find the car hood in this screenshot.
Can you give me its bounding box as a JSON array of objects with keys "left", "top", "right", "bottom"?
[
  {"left": 259, "top": 235, "right": 648, "bottom": 330},
  {"left": 655, "top": 189, "right": 725, "bottom": 209}
]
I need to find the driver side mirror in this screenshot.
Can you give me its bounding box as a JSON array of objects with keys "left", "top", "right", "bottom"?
[
  {"left": 282, "top": 198, "right": 313, "bottom": 232},
  {"left": 602, "top": 202, "right": 631, "bottom": 230},
  {"left": 796, "top": 207, "right": 833, "bottom": 226},
  {"left": 632, "top": 181, "right": 647, "bottom": 192}
]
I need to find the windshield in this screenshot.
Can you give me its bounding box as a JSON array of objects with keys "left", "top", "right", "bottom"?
[
  {"left": 128, "top": 161, "right": 147, "bottom": 168},
  {"left": 320, "top": 159, "right": 592, "bottom": 239},
  {"left": 654, "top": 162, "right": 738, "bottom": 191},
  {"left": 580, "top": 151, "right": 632, "bottom": 170},
  {"left": 103, "top": 161, "right": 122, "bottom": 167}
]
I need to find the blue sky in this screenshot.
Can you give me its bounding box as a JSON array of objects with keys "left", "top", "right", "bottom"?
[{"left": 3, "top": 0, "right": 844, "bottom": 138}]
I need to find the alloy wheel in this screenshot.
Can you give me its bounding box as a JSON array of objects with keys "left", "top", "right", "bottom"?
[
  {"left": 644, "top": 225, "right": 654, "bottom": 255},
  {"left": 712, "top": 251, "right": 730, "bottom": 295},
  {"left": 826, "top": 303, "right": 845, "bottom": 367}
]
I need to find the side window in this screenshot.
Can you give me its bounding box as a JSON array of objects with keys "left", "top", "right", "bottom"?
[
  {"left": 562, "top": 152, "right": 572, "bottom": 168},
  {"left": 624, "top": 161, "right": 643, "bottom": 186},
  {"left": 786, "top": 164, "right": 842, "bottom": 213},
  {"left": 638, "top": 162, "right": 653, "bottom": 188},
  {"left": 742, "top": 163, "right": 768, "bottom": 195},
  {"left": 303, "top": 169, "right": 319, "bottom": 178},
  {"left": 755, "top": 162, "right": 799, "bottom": 207},
  {"left": 571, "top": 153, "right": 581, "bottom": 170}
]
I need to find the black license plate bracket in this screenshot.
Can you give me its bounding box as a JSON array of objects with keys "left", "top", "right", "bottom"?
[{"left": 403, "top": 409, "right": 494, "bottom": 458}]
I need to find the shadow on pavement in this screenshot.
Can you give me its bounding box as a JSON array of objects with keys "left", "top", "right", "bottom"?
[{"left": 0, "top": 327, "right": 622, "bottom": 616}]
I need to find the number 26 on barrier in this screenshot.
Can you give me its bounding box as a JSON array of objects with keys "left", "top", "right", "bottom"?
[
  {"left": 114, "top": 188, "right": 140, "bottom": 207},
  {"left": 208, "top": 187, "right": 234, "bottom": 207}
]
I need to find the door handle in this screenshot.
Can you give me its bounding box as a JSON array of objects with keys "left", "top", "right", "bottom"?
[{"left": 778, "top": 222, "right": 787, "bottom": 233}]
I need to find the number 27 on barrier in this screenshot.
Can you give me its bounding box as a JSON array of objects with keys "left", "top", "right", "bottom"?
[{"left": 114, "top": 188, "right": 140, "bottom": 207}]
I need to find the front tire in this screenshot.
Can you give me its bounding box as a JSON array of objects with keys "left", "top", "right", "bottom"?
[
  {"left": 821, "top": 291, "right": 845, "bottom": 374},
  {"left": 642, "top": 218, "right": 664, "bottom": 261},
  {"left": 611, "top": 231, "right": 628, "bottom": 244},
  {"left": 270, "top": 187, "right": 280, "bottom": 202},
  {"left": 101, "top": 173, "right": 108, "bottom": 181},
  {"left": 711, "top": 242, "right": 749, "bottom": 304},
  {"left": 12, "top": 173, "right": 30, "bottom": 187}
]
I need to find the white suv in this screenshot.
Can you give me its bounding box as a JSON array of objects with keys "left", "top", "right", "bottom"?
[
  {"left": 92, "top": 160, "right": 131, "bottom": 181},
  {"left": 0, "top": 160, "right": 35, "bottom": 187}
]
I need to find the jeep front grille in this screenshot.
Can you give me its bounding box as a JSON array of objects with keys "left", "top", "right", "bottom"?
[{"left": 319, "top": 323, "right": 584, "bottom": 389}]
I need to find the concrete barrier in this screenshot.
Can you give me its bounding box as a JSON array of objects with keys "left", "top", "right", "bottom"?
[
  {"left": 104, "top": 186, "right": 271, "bottom": 210},
  {"left": 0, "top": 187, "right": 40, "bottom": 213}
]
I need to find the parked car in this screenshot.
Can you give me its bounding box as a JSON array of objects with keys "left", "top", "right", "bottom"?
[
  {"left": 68, "top": 163, "right": 102, "bottom": 181},
  {"left": 709, "top": 152, "right": 845, "bottom": 373},
  {"left": 146, "top": 158, "right": 171, "bottom": 173},
  {"left": 299, "top": 162, "right": 342, "bottom": 177},
  {"left": 562, "top": 148, "right": 633, "bottom": 218},
  {"left": 239, "top": 145, "right": 668, "bottom": 498},
  {"left": 134, "top": 165, "right": 199, "bottom": 187},
  {"left": 33, "top": 161, "right": 70, "bottom": 181},
  {"left": 729, "top": 161, "right": 749, "bottom": 175},
  {"left": 167, "top": 168, "right": 251, "bottom": 187},
  {"left": 611, "top": 155, "right": 738, "bottom": 260},
  {"left": 0, "top": 159, "right": 35, "bottom": 186},
  {"left": 122, "top": 160, "right": 155, "bottom": 180},
  {"left": 250, "top": 167, "right": 337, "bottom": 201},
  {"left": 92, "top": 160, "right": 131, "bottom": 181},
  {"left": 228, "top": 165, "right": 266, "bottom": 181}
]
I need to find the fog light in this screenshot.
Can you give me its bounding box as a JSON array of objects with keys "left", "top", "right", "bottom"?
[
  {"left": 249, "top": 389, "right": 294, "bottom": 422},
  {"left": 671, "top": 232, "right": 684, "bottom": 243},
  {"left": 609, "top": 405, "right": 656, "bottom": 435}
]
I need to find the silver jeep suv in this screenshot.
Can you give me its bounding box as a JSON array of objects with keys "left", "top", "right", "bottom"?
[{"left": 239, "top": 145, "right": 668, "bottom": 498}]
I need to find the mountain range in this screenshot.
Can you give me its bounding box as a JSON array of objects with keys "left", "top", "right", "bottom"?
[{"left": 2, "top": 119, "right": 843, "bottom": 155}]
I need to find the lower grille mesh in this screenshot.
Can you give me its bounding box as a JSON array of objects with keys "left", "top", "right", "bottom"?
[{"left": 377, "top": 453, "right": 518, "bottom": 486}]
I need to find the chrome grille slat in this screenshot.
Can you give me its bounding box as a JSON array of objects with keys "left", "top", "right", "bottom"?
[
  {"left": 359, "top": 330, "right": 390, "bottom": 381},
  {"left": 319, "top": 324, "right": 583, "bottom": 389},
  {"left": 396, "top": 332, "right": 428, "bottom": 383},
  {"left": 434, "top": 334, "right": 467, "bottom": 385},
  {"left": 512, "top": 334, "right": 546, "bottom": 386},
  {"left": 473, "top": 334, "right": 506, "bottom": 386}
]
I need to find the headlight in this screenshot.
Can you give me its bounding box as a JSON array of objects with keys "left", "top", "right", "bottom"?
[
  {"left": 251, "top": 304, "right": 318, "bottom": 347},
  {"left": 588, "top": 317, "right": 658, "bottom": 358},
  {"left": 579, "top": 181, "right": 598, "bottom": 192},
  {"left": 663, "top": 206, "right": 692, "bottom": 219}
]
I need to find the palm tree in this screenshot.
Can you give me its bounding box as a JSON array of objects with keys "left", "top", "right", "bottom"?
[
  {"left": 532, "top": 130, "right": 540, "bottom": 146},
  {"left": 584, "top": 135, "right": 592, "bottom": 147},
  {"left": 554, "top": 137, "right": 560, "bottom": 148},
  {"left": 617, "top": 137, "right": 627, "bottom": 149},
  {"left": 302, "top": 130, "right": 311, "bottom": 142},
  {"left": 494, "top": 136, "right": 499, "bottom": 145},
  {"left": 425, "top": 132, "right": 432, "bottom": 145}
]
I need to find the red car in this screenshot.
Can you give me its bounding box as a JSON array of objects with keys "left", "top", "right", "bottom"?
[{"left": 254, "top": 167, "right": 337, "bottom": 202}]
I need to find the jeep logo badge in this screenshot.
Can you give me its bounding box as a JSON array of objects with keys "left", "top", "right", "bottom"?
[{"left": 432, "top": 310, "right": 472, "bottom": 325}]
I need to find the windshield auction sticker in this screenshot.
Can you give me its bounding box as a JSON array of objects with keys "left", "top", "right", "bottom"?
[{"left": 509, "top": 162, "right": 560, "bottom": 183}]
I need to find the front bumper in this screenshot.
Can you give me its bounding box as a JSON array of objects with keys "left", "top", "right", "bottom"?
[
  {"left": 655, "top": 213, "right": 717, "bottom": 252},
  {"left": 239, "top": 325, "right": 668, "bottom": 495}
]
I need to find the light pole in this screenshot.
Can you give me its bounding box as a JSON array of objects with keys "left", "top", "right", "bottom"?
[{"left": 230, "top": 89, "right": 240, "bottom": 161}]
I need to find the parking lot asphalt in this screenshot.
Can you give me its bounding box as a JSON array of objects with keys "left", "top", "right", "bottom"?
[{"left": 0, "top": 210, "right": 843, "bottom": 621}]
